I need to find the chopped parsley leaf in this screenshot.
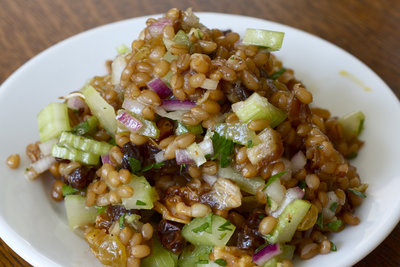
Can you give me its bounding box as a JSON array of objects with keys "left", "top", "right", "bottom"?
[
  {"left": 219, "top": 233, "right": 227, "bottom": 240},
  {"left": 348, "top": 188, "right": 366, "bottom": 198},
  {"left": 330, "top": 241, "right": 337, "bottom": 251},
  {"left": 329, "top": 202, "right": 338, "bottom": 213},
  {"left": 96, "top": 206, "right": 107, "bottom": 215},
  {"left": 218, "top": 221, "right": 233, "bottom": 232},
  {"left": 263, "top": 171, "right": 287, "bottom": 191},
  {"left": 247, "top": 139, "right": 253, "bottom": 148},
  {"left": 71, "top": 120, "right": 90, "bottom": 136},
  {"left": 346, "top": 152, "right": 358, "bottom": 159},
  {"left": 316, "top": 212, "right": 324, "bottom": 229},
  {"left": 197, "top": 260, "right": 209, "bottom": 264},
  {"left": 211, "top": 132, "right": 234, "bottom": 168},
  {"left": 180, "top": 163, "right": 186, "bottom": 173},
  {"left": 255, "top": 243, "right": 268, "bottom": 253},
  {"left": 269, "top": 68, "right": 286, "bottom": 80},
  {"left": 136, "top": 200, "right": 146, "bottom": 206},
  {"left": 192, "top": 222, "right": 210, "bottom": 233},
  {"left": 119, "top": 213, "right": 127, "bottom": 229},
  {"left": 298, "top": 180, "right": 307, "bottom": 190},
  {"left": 128, "top": 157, "right": 142, "bottom": 174},
  {"left": 62, "top": 185, "right": 79, "bottom": 196},
  {"left": 326, "top": 220, "right": 342, "bottom": 231},
  {"left": 215, "top": 259, "right": 227, "bottom": 266},
  {"left": 267, "top": 196, "right": 271, "bottom": 207},
  {"left": 204, "top": 213, "right": 213, "bottom": 234},
  {"left": 141, "top": 161, "right": 165, "bottom": 172}
]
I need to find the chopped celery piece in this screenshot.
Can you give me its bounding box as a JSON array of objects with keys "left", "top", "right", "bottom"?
[
  {"left": 338, "top": 110, "right": 365, "bottom": 140},
  {"left": 116, "top": 109, "right": 160, "bottom": 138},
  {"left": 161, "top": 71, "right": 173, "bottom": 87},
  {"left": 182, "top": 214, "right": 236, "bottom": 247},
  {"left": 232, "top": 93, "right": 287, "bottom": 127},
  {"left": 174, "top": 30, "right": 191, "bottom": 47},
  {"left": 242, "top": 28, "right": 285, "bottom": 50},
  {"left": 58, "top": 132, "right": 112, "bottom": 155},
  {"left": 163, "top": 51, "right": 178, "bottom": 62},
  {"left": 176, "top": 121, "right": 204, "bottom": 135},
  {"left": 187, "top": 143, "right": 207, "bottom": 166},
  {"left": 214, "top": 123, "right": 260, "bottom": 147},
  {"left": 198, "top": 262, "right": 221, "bottom": 267},
  {"left": 82, "top": 85, "right": 116, "bottom": 136},
  {"left": 178, "top": 245, "right": 212, "bottom": 267},
  {"left": 262, "top": 245, "right": 295, "bottom": 267},
  {"left": 218, "top": 167, "right": 264, "bottom": 195},
  {"left": 65, "top": 195, "right": 97, "bottom": 229},
  {"left": 142, "top": 236, "right": 178, "bottom": 267},
  {"left": 266, "top": 199, "right": 311, "bottom": 243},
  {"left": 121, "top": 175, "right": 157, "bottom": 209},
  {"left": 52, "top": 144, "right": 99, "bottom": 165},
  {"left": 263, "top": 258, "right": 278, "bottom": 267},
  {"left": 116, "top": 44, "right": 130, "bottom": 55},
  {"left": 37, "top": 102, "right": 71, "bottom": 142},
  {"left": 71, "top": 116, "right": 98, "bottom": 136}
]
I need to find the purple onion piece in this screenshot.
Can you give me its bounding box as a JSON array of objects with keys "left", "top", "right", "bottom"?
[
  {"left": 147, "top": 78, "right": 172, "bottom": 99},
  {"left": 162, "top": 99, "right": 196, "bottom": 111},
  {"left": 175, "top": 149, "right": 195, "bottom": 165},
  {"left": 252, "top": 243, "right": 282, "bottom": 266},
  {"left": 116, "top": 111, "right": 143, "bottom": 132}
]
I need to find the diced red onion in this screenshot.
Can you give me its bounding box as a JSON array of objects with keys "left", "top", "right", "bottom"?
[
  {"left": 291, "top": 150, "right": 307, "bottom": 173},
  {"left": 116, "top": 111, "right": 143, "bottom": 132},
  {"left": 148, "top": 17, "right": 173, "bottom": 37},
  {"left": 252, "top": 243, "right": 282, "bottom": 266},
  {"left": 175, "top": 149, "right": 195, "bottom": 165},
  {"left": 111, "top": 54, "right": 127, "bottom": 85},
  {"left": 271, "top": 187, "right": 305, "bottom": 218},
  {"left": 38, "top": 138, "right": 58, "bottom": 156},
  {"left": 101, "top": 154, "right": 113, "bottom": 165},
  {"left": 122, "top": 98, "right": 146, "bottom": 115},
  {"left": 147, "top": 78, "right": 172, "bottom": 99},
  {"left": 154, "top": 107, "right": 187, "bottom": 121},
  {"left": 66, "top": 95, "right": 86, "bottom": 110},
  {"left": 201, "top": 78, "right": 219, "bottom": 90},
  {"left": 202, "top": 174, "right": 217, "bottom": 186},
  {"left": 162, "top": 99, "right": 196, "bottom": 111},
  {"left": 155, "top": 151, "right": 166, "bottom": 163},
  {"left": 198, "top": 138, "right": 213, "bottom": 155}
]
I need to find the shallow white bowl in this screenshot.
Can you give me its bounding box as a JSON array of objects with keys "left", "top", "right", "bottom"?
[{"left": 0, "top": 13, "right": 399, "bottom": 267}]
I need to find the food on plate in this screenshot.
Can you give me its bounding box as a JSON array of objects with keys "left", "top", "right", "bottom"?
[{"left": 8, "top": 8, "right": 367, "bottom": 267}]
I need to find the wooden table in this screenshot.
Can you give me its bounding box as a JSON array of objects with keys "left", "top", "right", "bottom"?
[{"left": 0, "top": 0, "right": 399, "bottom": 266}]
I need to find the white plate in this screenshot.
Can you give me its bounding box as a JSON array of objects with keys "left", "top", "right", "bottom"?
[{"left": 1, "top": 13, "right": 400, "bottom": 267}]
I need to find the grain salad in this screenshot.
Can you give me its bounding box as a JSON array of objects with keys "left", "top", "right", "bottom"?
[{"left": 7, "top": 8, "right": 368, "bottom": 267}]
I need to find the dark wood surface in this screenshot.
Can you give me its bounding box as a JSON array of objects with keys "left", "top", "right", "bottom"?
[{"left": 0, "top": 0, "right": 399, "bottom": 266}]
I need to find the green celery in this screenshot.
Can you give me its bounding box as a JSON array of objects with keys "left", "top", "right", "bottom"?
[
  {"left": 82, "top": 85, "right": 117, "bottom": 136},
  {"left": 176, "top": 121, "right": 204, "bottom": 135},
  {"left": 121, "top": 175, "right": 157, "bottom": 209},
  {"left": 58, "top": 131, "right": 112, "bottom": 155},
  {"left": 116, "top": 109, "right": 160, "bottom": 138},
  {"left": 37, "top": 102, "right": 71, "bottom": 142},
  {"left": 178, "top": 245, "right": 212, "bottom": 267},
  {"left": 52, "top": 144, "right": 99, "bottom": 165},
  {"left": 214, "top": 123, "right": 260, "bottom": 147},
  {"left": 242, "top": 28, "right": 285, "bottom": 50},
  {"left": 142, "top": 236, "right": 178, "bottom": 267},
  {"left": 218, "top": 167, "right": 264, "bottom": 195},
  {"left": 65, "top": 195, "right": 97, "bottom": 229},
  {"left": 232, "top": 93, "right": 287, "bottom": 127},
  {"left": 71, "top": 116, "right": 98, "bottom": 136},
  {"left": 338, "top": 111, "right": 365, "bottom": 140}
]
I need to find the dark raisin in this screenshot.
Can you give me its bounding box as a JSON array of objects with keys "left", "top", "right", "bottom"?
[
  {"left": 121, "top": 142, "right": 143, "bottom": 170},
  {"left": 140, "top": 143, "right": 161, "bottom": 167},
  {"left": 96, "top": 205, "right": 139, "bottom": 231},
  {"left": 236, "top": 210, "right": 265, "bottom": 251},
  {"left": 157, "top": 219, "right": 186, "bottom": 254},
  {"left": 67, "top": 166, "right": 96, "bottom": 189}
]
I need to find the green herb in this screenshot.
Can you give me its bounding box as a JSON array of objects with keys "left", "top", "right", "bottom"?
[
  {"left": 204, "top": 213, "right": 213, "bottom": 234},
  {"left": 247, "top": 139, "right": 253, "bottom": 148},
  {"left": 197, "top": 260, "right": 209, "bottom": 264},
  {"left": 329, "top": 202, "right": 338, "bottom": 212},
  {"left": 119, "top": 213, "right": 127, "bottom": 229},
  {"left": 141, "top": 161, "right": 165, "bottom": 172},
  {"left": 348, "top": 188, "right": 366, "bottom": 198},
  {"left": 108, "top": 138, "right": 116, "bottom": 146},
  {"left": 298, "top": 180, "right": 307, "bottom": 190},
  {"left": 269, "top": 68, "right": 286, "bottom": 80},
  {"left": 211, "top": 132, "right": 234, "bottom": 168},
  {"left": 219, "top": 232, "right": 227, "bottom": 240},
  {"left": 218, "top": 221, "right": 233, "bottom": 232},
  {"left": 180, "top": 163, "right": 186, "bottom": 173},
  {"left": 96, "top": 206, "right": 107, "bottom": 215},
  {"left": 192, "top": 222, "right": 210, "bottom": 233},
  {"left": 258, "top": 214, "right": 266, "bottom": 220},
  {"left": 330, "top": 241, "right": 337, "bottom": 251},
  {"left": 267, "top": 196, "right": 271, "bottom": 207},
  {"left": 255, "top": 243, "right": 269, "bottom": 254},
  {"left": 326, "top": 220, "right": 342, "bottom": 231},
  {"left": 136, "top": 200, "right": 146, "bottom": 206},
  {"left": 71, "top": 120, "right": 90, "bottom": 135},
  {"left": 62, "top": 185, "right": 79, "bottom": 196},
  {"left": 316, "top": 212, "right": 324, "bottom": 229},
  {"left": 215, "top": 259, "right": 227, "bottom": 266},
  {"left": 128, "top": 157, "right": 142, "bottom": 174},
  {"left": 205, "top": 154, "right": 211, "bottom": 160},
  {"left": 262, "top": 171, "right": 287, "bottom": 191},
  {"left": 346, "top": 152, "right": 358, "bottom": 159}
]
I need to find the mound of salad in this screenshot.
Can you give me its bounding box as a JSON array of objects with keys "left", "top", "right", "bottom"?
[{"left": 8, "top": 8, "right": 368, "bottom": 267}]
